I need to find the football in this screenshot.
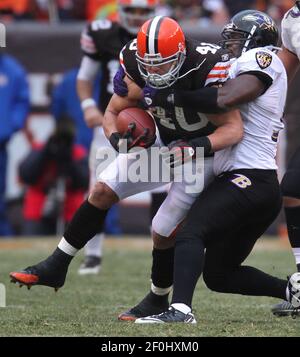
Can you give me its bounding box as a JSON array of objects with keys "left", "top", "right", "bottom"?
[{"left": 116, "top": 107, "right": 156, "bottom": 148}]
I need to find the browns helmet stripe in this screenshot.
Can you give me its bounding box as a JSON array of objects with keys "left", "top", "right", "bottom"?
[{"left": 146, "top": 16, "right": 164, "bottom": 54}]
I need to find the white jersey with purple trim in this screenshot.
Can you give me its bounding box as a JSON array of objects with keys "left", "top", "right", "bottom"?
[
  {"left": 214, "top": 47, "right": 287, "bottom": 175},
  {"left": 282, "top": 3, "right": 300, "bottom": 60}
]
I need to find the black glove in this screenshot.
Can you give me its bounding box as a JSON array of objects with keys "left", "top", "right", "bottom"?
[
  {"left": 109, "top": 122, "right": 156, "bottom": 152},
  {"left": 142, "top": 85, "right": 175, "bottom": 109},
  {"left": 109, "top": 122, "right": 136, "bottom": 152},
  {"left": 162, "top": 137, "right": 211, "bottom": 168}
]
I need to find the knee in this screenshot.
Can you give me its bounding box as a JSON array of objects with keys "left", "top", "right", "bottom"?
[
  {"left": 152, "top": 231, "right": 175, "bottom": 249},
  {"left": 203, "top": 268, "right": 229, "bottom": 293},
  {"left": 88, "top": 182, "right": 119, "bottom": 210},
  {"left": 281, "top": 170, "right": 300, "bottom": 200}
]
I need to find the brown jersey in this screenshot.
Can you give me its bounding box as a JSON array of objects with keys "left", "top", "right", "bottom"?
[{"left": 120, "top": 38, "right": 232, "bottom": 144}]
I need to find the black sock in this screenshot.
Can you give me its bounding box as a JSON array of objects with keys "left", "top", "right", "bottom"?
[
  {"left": 285, "top": 206, "right": 300, "bottom": 270},
  {"left": 41, "top": 247, "right": 74, "bottom": 269},
  {"left": 64, "top": 200, "right": 108, "bottom": 250},
  {"left": 147, "top": 290, "right": 169, "bottom": 305},
  {"left": 171, "top": 235, "right": 205, "bottom": 308},
  {"left": 151, "top": 247, "right": 174, "bottom": 289},
  {"left": 150, "top": 192, "right": 168, "bottom": 221}
]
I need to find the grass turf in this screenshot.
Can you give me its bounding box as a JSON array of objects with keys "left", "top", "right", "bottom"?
[{"left": 0, "top": 237, "right": 299, "bottom": 337}]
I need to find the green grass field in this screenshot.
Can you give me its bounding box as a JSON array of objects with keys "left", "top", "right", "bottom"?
[{"left": 0, "top": 236, "right": 299, "bottom": 337}]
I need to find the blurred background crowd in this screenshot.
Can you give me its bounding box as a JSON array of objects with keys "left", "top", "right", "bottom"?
[
  {"left": 0, "top": 0, "right": 295, "bottom": 24},
  {"left": 0, "top": 0, "right": 297, "bottom": 238}
]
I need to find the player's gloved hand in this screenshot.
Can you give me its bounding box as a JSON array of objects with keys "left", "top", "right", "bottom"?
[
  {"left": 161, "top": 139, "right": 196, "bottom": 168},
  {"left": 142, "top": 85, "right": 175, "bottom": 109},
  {"left": 109, "top": 122, "right": 135, "bottom": 152},
  {"left": 113, "top": 66, "right": 128, "bottom": 97},
  {"left": 161, "top": 137, "right": 212, "bottom": 168},
  {"left": 109, "top": 122, "right": 156, "bottom": 152}
]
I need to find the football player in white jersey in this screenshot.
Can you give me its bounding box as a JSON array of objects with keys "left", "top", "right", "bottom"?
[
  {"left": 135, "top": 10, "right": 300, "bottom": 324},
  {"left": 271, "top": 1, "right": 300, "bottom": 317}
]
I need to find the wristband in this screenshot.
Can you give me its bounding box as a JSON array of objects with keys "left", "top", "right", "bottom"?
[
  {"left": 189, "top": 136, "right": 212, "bottom": 156},
  {"left": 81, "top": 98, "right": 96, "bottom": 111}
]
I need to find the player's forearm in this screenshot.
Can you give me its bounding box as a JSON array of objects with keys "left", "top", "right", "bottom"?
[
  {"left": 162, "top": 87, "right": 227, "bottom": 114},
  {"left": 103, "top": 93, "right": 139, "bottom": 138},
  {"left": 278, "top": 47, "right": 300, "bottom": 83},
  {"left": 77, "top": 56, "right": 100, "bottom": 101},
  {"left": 103, "top": 108, "right": 119, "bottom": 139},
  {"left": 77, "top": 79, "right": 94, "bottom": 103},
  {"left": 166, "top": 74, "right": 265, "bottom": 114},
  {"left": 207, "top": 110, "right": 244, "bottom": 152}
]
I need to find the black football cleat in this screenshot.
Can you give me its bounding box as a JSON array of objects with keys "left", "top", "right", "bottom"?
[
  {"left": 118, "top": 291, "right": 169, "bottom": 321},
  {"left": 78, "top": 256, "right": 102, "bottom": 275},
  {"left": 135, "top": 306, "right": 197, "bottom": 324},
  {"left": 272, "top": 300, "right": 300, "bottom": 317},
  {"left": 10, "top": 254, "right": 68, "bottom": 291}
]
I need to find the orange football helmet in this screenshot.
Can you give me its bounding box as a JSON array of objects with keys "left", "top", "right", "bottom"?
[
  {"left": 136, "top": 16, "right": 186, "bottom": 88},
  {"left": 118, "top": 0, "right": 157, "bottom": 35}
]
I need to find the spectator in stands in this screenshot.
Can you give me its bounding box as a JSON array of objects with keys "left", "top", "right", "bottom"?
[
  {"left": 201, "top": 0, "right": 228, "bottom": 25},
  {"left": 223, "top": 0, "right": 257, "bottom": 17},
  {"left": 0, "top": 50, "right": 30, "bottom": 236},
  {"left": 173, "top": 0, "right": 202, "bottom": 22},
  {"left": 19, "top": 116, "right": 89, "bottom": 236},
  {"left": 264, "top": 0, "right": 295, "bottom": 22},
  {"left": 0, "top": 0, "right": 35, "bottom": 22},
  {"left": 34, "top": 0, "right": 86, "bottom": 22},
  {"left": 173, "top": 0, "right": 228, "bottom": 25},
  {"left": 86, "top": 0, "right": 118, "bottom": 21}
]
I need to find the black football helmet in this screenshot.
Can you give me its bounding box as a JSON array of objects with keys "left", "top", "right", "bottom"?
[{"left": 220, "top": 10, "right": 279, "bottom": 57}]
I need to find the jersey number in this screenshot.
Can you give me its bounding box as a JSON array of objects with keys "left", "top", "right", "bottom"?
[
  {"left": 196, "top": 43, "right": 220, "bottom": 55},
  {"left": 154, "top": 107, "right": 209, "bottom": 132},
  {"left": 91, "top": 19, "right": 112, "bottom": 31}
]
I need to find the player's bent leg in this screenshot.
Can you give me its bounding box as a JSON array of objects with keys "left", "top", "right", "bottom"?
[
  {"left": 122, "top": 158, "right": 215, "bottom": 322},
  {"left": 281, "top": 150, "right": 300, "bottom": 271},
  {"left": 10, "top": 183, "right": 118, "bottom": 290},
  {"left": 275, "top": 155, "right": 300, "bottom": 316},
  {"left": 202, "top": 209, "right": 286, "bottom": 296}
]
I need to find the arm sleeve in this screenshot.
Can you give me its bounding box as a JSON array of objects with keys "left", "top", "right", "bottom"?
[
  {"left": 77, "top": 56, "right": 101, "bottom": 81},
  {"left": 281, "top": 12, "right": 297, "bottom": 56},
  {"left": 204, "top": 59, "right": 233, "bottom": 87}
]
